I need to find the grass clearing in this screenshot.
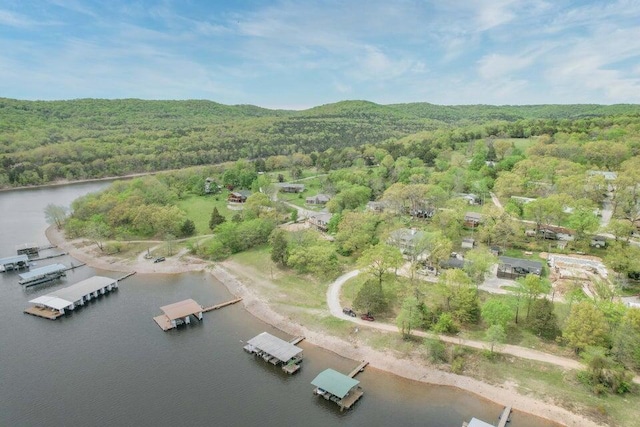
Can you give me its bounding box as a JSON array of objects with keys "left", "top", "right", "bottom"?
[{"left": 177, "top": 192, "right": 236, "bottom": 235}]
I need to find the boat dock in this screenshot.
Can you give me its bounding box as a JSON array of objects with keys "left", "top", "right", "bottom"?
[
  {"left": 244, "top": 331, "right": 304, "bottom": 374},
  {"left": 311, "top": 365, "right": 367, "bottom": 411},
  {"left": 0, "top": 254, "right": 30, "bottom": 272},
  {"left": 31, "top": 252, "right": 68, "bottom": 262},
  {"left": 154, "top": 296, "right": 241, "bottom": 331},
  {"left": 117, "top": 271, "right": 136, "bottom": 281},
  {"left": 16, "top": 243, "right": 40, "bottom": 258},
  {"left": 18, "top": 263, "right": 68, "bottom": 287},
  {"left": 24, "top": 276, "right": 119, "bottom": 320}
]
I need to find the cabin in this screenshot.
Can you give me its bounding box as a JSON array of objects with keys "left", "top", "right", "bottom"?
[
  {"left": 464, "top": 212, "right": 482, "bottom": 228},
  {"left": 227, "top": 190, "right": 251, "bottom": 203},
  {"left": 497, "top": 256, "right": 542, "bottom": 279},
  {"left": 457, "top": 193, "right": 483, "bottom": 205},
  {"left": 388, "top": 228, "right": 427, "bottom": 259},
  {"left": 311, "top": 369, "right": 364, "bottom": 411},
  {"left": 410, "top": 208, "right": 435, "bottom": 219},
  {"left": 277, "top": 183, "right": 305, "bottom": 193},
  {"left": 590, "top": 235, "right": 607, "bottom": 248},
  {"left": 306, "top": 194, "right": 331, "bottom": 205},
  {"left": 440, "top": 256, "right": 465, "bottom": 270},
  {"left": 308, "top": 212, "right": 333, "bottom": 232},
  {"left": 243, "top": 332, "right": 303, "bottom": 374}
]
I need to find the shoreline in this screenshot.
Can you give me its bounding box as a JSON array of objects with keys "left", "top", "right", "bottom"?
[{"left": 45, "top": 225, "right": 603, "bottom": 427}]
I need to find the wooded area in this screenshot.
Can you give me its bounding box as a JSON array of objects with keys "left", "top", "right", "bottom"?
[{"left": 2, "top": 97, "right": 640, "bottom": 187}]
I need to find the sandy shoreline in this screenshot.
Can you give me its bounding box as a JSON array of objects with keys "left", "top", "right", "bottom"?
[{"left": 45, "top": 226, "right": 603, "bottom": 427}]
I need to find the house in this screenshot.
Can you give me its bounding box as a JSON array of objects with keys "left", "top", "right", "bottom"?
[
  {"left": 461, "top": 237, "right": 475, "bottom": 249},
  {"left": 440, "top": 256, "right": 465, "bottom": 270},
  {"left": 497, "top": 256, "right": 542, "bottom": 279},
  {"left": 410, "top": 208, "right": 435, "bottom": 219},
  {"left": 590, "top": 235, "right": 607, "bottom": 248},
  {"left": 511, "top": 196, "right": 536, "bottom": 204},
  {"left": 306, "top": 194, "right": 331, "bottom": 205},
  {"left": 308, "top": 212, "right": 333, "bottom": 232},
  {"left": 540, "top": 225, "right": 575, "bottom": 241},
  {"left": 457, "top": 193, "right": 482, "bottom": 205},
  {"left": 388, "top": 228, "right": 427, "bottom": 259},
  {"left": 588, "top": 170, "right": 617, "bottom": 181},
  {"left": 464, "top": 212, "right": 482, "bottom": 228},
  {"left": 277, "top": 183, "right": 305, "bottom": 193},
  {"left": 228, "top": 190, "right": 251, "bottom": 203}
]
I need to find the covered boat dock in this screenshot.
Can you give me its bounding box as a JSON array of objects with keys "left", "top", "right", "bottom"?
[
  {"left": 0, "top": 254, "right": 29, "bottom": 272},
  {"left": 153, "top": 299, "right": 203, "bottom": 331},
  {"left": 24, "top": 276, "right": 118, "bottom": 319},
  {"left": 18, "top": 263, "right": 67, "bottom": 287},
  {"left": 311, "top": 368, "right": 364, "bottom": 411},
  {"left": 244, "top": 332, "right": 303, "bottom": 374}
]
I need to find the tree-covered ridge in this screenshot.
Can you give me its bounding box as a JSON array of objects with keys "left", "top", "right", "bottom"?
[{"left": 2, "top": 97, "right": 640, "bottom": 187}]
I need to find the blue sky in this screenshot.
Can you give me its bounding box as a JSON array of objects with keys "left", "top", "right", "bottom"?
[{"left": 1, "top": 0, "right": 639, "bottom": 109}]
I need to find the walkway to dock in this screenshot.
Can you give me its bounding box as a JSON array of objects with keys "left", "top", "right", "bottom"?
[
  {"left": 202, "top": 297, "right": 242, "bottom": 312},
  {"left": 497, "top": 406, "right": 512, "bottom": 427},
  {"left": 348, "top": 361, "right": 369, "bottom": 378}
]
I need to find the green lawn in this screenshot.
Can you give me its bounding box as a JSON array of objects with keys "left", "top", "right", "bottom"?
[{"left": 177, "top": 191, "right": 236, "bottom": 235}]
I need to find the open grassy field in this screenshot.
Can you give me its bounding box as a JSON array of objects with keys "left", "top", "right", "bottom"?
[{"left": 177, "top": 191, "right": 236, "bottom": 235}]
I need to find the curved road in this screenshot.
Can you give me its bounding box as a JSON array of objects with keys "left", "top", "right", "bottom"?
[{"left": 327, "top": 269, "right": 588, "bottom": 372}]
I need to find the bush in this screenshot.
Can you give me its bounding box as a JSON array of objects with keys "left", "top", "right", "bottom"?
[
  {"left": 451, "top": 356, "right": 465, "bottom": 374},
  {"left": 433, "top": 313, "right": 458, "bottom": 334},
  {"left": 424, "top": 338, "right": 448, "bottom": 363}
]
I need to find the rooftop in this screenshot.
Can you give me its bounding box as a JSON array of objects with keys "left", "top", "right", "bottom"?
[
  {"left": 18, "top": 263, "right": 66, "bottom": 280},
  {"left": 468, "top": 418, "right": 495, "bottom": 427},
  {"left": 0, "top": 254, "right": 29, "bottom": 264},
  {"left": 28, "top": 275, "right": 117, "bottom": 309},
  {"left": 311, "top": 368, "right": 360, "bottom": 399},
  {"left": 498, "top": 256, "right": 542, "bottom": 273},
  {"left": 160, "top": 299, "right": 203, "bottom": 320},
  {"left": 247, "top": 332, "right": 303, "bottom": 363}
]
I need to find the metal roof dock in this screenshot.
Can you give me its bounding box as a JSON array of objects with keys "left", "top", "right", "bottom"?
[
  {"left": 153, "top": 299, "right": 203, "bottom": 331},
  {"left": 244, "top": 332, "right": 304, "bottom": 374},
  {"left": 18, "top": 263, "right": 67, "bottom": 287},
  {"left": 25, "top": 276, "right": 118, "bottom": 320},
  {"left": 311, "top": 367, "right": 364, "bottom": 411},
  {"left": 0, "top": 254, "right": 30, "bottom": 271}
]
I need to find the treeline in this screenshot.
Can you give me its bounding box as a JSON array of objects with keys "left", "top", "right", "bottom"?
[{"left": 3, "top": 97, "right": 640, "bottom": 187}]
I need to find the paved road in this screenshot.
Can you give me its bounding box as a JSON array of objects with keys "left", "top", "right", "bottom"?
[{"left": 326, "top": 269, "right": 640, "bottom": 379}]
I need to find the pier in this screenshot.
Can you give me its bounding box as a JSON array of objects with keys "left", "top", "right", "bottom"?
[
  {"left": 0, "top": 254, "right": 29, "bottom": 272},
  {"left": 244, "top": 332, "right": 304, "bottom": 374},
  {"left": 202, "top": 297, "right": 242, "bottom": 312},
  {"left": 31, "top": 252, "right": 68, "bottom": 262},
  {"left": 24, "top": 276, "right": 119, "bottom": 320},
  {"left": 311, "top": 364, "right": 367, "bottom": 411}
]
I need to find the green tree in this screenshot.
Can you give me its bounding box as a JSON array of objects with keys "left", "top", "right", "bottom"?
[
  {"left": 611, "top": 309, "right": 640, "bottom": 370},
  {"left": 180, "top": 218, "right": 196, "bottom": 236},
  {"left": 359, "top": 243, "right": 403, "bottom": 287},
  {"left": 396, "top": 296, "right": 425, "bottom": 337},
  {"left": 563, "top": 302, "right": 609, "bottom": 353},
  {"left": 516, "top": 274, "right": 551, "bottom": 320},
  {"left": 270, "top": 229, "right": 289, "bottom": 267},
  {"left": 86, "top": 221, "right": 110, "bottom": 252},
  {"left": 481, "top": 299, "right": 512, "bottom": 328},
  {"left": 209, "top": 207, "right": 226, "bottom": 230},
  {"left": 353, "top": 279, "right": 387, "bottom": 314},
  {"left": 44, "top": 203, "right": 68, "bottom": 229},
  {"left": 526, "top": 298, "right": 560, "bottom": 340},
  {"left": 335, "top": 211, "right": 381, "bottom": 255},
  {"left": 485, "top": 324, "right": 507, "bottom": 354},
  {"left": 464, "top": 248, "right": 497, "bottom": 287}
]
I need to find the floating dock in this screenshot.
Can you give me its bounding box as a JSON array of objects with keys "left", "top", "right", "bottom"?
[
  {"left": 244, "top": 332, "right": 304, "bottom": 374},
  {"left": 24, "top": 276, "right": 119, "bottom": 320},
  {"left": 0, "top": 254, "right": 30, "bottom": 272},
  {"left": 18, "top": 263, "right": 67, "bottom": 287},
  {"left": 153, "top": 296, "right": 241, "bottom": 331},
  {"left": 16, "top": 243, "right": 39, "bottom": 258},
  {"left": 311, "top": 364, "right": 367, "bottom": 411}
]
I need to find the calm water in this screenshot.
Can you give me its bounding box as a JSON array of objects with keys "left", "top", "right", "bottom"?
[{"left": 0, "top": 182, "right": 556, "bottom": 426}]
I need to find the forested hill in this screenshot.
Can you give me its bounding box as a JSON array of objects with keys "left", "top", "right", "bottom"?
[{"left": 2, "top": 97, "right": 640, "bottom": 187}]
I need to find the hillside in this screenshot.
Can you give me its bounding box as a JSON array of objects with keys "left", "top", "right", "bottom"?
[{"left": 1, "top": 97, "right": 639, "bottom": 187}]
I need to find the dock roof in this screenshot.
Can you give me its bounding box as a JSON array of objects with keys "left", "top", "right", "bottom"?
[
  {"left": 247, "top": 332, "right": 303, "bottom": 363},
  {"left": 29, "top": 295, "right": 71, "bottom": 311},
  {"left": 160, "top": 299, "right": 203, "bottom": 320},
  {"left": 311, "top": 369, "right": 359, "bottom": 399},
  {"left": 468, "top": 418, "right": 495, "bottom": 427},
  {"left": 0, "top": 254, "right": 29, "bottom": 265},
  {"left": 51, "top": 276, "right": 116, "bottom": 302},
  {"left": 18, "top": 263, "right": 66, "bottom": 280}
]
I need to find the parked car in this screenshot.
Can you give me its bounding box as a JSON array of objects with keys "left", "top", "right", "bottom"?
[
  {"left": 153, "top": 257, "right": 166, "bottom": 263},
  {"left": 342, "top": 308, "right": 356, "bottom": 317},
  {"left": 360, "top": 313, "right": 375, "bottom": 321}
]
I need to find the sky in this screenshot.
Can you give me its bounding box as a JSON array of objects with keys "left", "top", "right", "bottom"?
[{"left": 1, "top": 0, "right": 639, "bottom": 109}]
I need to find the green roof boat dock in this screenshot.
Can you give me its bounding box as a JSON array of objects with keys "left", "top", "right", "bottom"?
[{"left": 311, "top": 361, "right": 368, "bottom": 411}]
